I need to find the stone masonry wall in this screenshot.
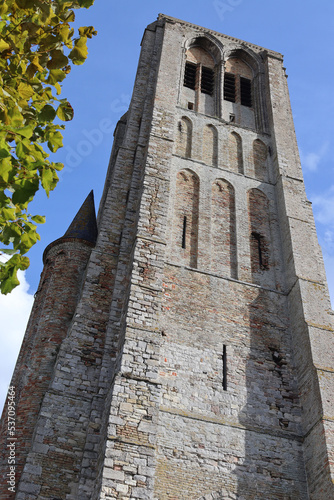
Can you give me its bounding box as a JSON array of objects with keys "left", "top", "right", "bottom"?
[
  {"left": 0, "top": 239, "right": 93, "bottom": 499},
  {"left": 96, "top": 15, "right": 333, "bottom": 498},
  {"left": 267, "top": 53, "right": 334, "bottom": 497}
]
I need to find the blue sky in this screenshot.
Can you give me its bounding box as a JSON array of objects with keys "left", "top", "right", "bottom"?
[{"left": 1, "top": 0, "right": 334, "bottom": 411}]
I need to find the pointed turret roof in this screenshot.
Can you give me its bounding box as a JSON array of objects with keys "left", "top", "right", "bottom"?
[
  {"left": 43, "top": 191, "right": 98, "bottom": 263},
  {"left": 63, "top": 190, "right": 98, "bottom": 244}
]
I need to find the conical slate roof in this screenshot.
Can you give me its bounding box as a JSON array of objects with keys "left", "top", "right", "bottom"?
[{"left": 63, "top": 190, "right": 98, "bottom": 244}]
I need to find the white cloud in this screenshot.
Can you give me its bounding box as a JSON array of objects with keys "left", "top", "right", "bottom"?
[
  {"left": 300, "top": 141, "right": 329, "bottom": 172},
  {"left": 0, "top": 271, "right": 34, "bottom": 414}
]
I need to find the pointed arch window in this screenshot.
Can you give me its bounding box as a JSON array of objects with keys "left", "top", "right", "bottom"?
[
  {"left": 248, "top": 189, "right": 273, "bottom": 285},
  {"left": 202, "top": 125, "right": 218, "bottom": 166},
  {"left": 172, "top": 170, "right": 199, "bottom": 268},
  {"left": 211, "top": 179, "right": 237, "bottom": 279},
  {"left": 224, "top": 58, "right": 253, "bottom": 108},
  {"left": 228, "top": 132, "right": 243, "bottom": 174},
  {"left": 252, "top": 139, "right": 268, "bottom": 181},
  {"left": 182, "top": 40, "right": 220, "bottom": 116},
  {"left": 176, "top": 117, "right": 192, "bottom": 158}
]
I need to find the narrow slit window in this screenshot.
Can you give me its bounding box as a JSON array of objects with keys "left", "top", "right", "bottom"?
[
  {"left": 184, "top": 62, "right": 197, "bottom": 90},
  {"left": 182, "top": 216, "right": 187, "bottom": 249},
  {"left": 240, "top": 77, "right": 252, "bottom": 107},
  {"left": 223, "top": 345, "right": 227, "bottom": 391},
  {"left": 201, "top": 66, "right": 214, "bottom": 95},
  {"left": 224, "top": 73, "right": 236, "bottom": 103}
]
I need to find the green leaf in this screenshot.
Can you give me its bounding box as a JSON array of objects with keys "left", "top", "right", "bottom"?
[
  {"left": 52, "top": 162, "right": 64, "bottom": 171},
  {"left": 39, "top": 104, "right": 56, "bottom": 123},
  {"left": 54, "top": 82, "right": 62, "bottom": 95},
  {"left": 0, "top": 39, "right": 10, "bottom": 52},
  {"left": 0, "top": 148, "right": 10, "bottom": 159},
  {"left": 41, "top": 167, "right": 58, "bottom": 195},
  {"left": 31, "top": 55, "right": 44, "bottom": 72},
  {"left": 15, "top": 0, "right": 37, "bottom": 8},
  {"left": 19, "top": 255, "right": 30, "bottom": 270},
  {"left": 17, "top": 82, "right": 35, "bottom": 100},
  {"left": 47, "top": 49, "right": 69, "bottom": 70},
  {"left": 47, "top": 130, "right": 63, "bottom": 152},
  {"left": 1, "top": 223, "right": 22, "bottom": 245},
  {"left": 77, "top": 0, "right": 95, "bottom": 7},
  {"left": 0, "top": 157, "right": 13, "bottom": 183},
  {"left": 56, "top": 101, "right": 74, "bottom": 121},
  {"left": 46, "top": 69, "right": 66, "bottom": 84},
  {"left": 0, "top": 254, "right": 29, "bottom": 294},
  {"left": 12, "top": 178, "right": 39, "bottom": 205},
  {"left": 16, "top": 140, "right": 27, "bottom": 159},
  {"left": 0, "top": 4, "right": 8, "bottom": 16},
  {"left": 68, "top": 36, "right": 88, "bottom": 65},
  {"left": 19, "top": 229, "right": 39, "bottom": 254},
  {"left": 63, "top": 9, "right": 75, "bottom": 22},
  {"left": 1, "top": 207, "right": 16, "bottom": 221},
  {"left": 0, "top": 264, "right": 20, "bottom": 295},
  {"left": 31, "top": 215, "right": 45, "bottom": 224},
  {"left": 8, "top": 106, "right": 23, "bottom": 128},
  {"left": 16, "top": 124, "right": 34, "bottom": 138},
  {"left": 78, "top": 26, "right": 97, "bottom": 38}
]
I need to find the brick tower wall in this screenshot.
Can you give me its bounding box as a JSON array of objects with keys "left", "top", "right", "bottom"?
[
  {"left": 0, "top": 238, "right": 93, "bottom": 498},
  {"left": 95, "top": 16, "right": 334, "bottom": 499}
]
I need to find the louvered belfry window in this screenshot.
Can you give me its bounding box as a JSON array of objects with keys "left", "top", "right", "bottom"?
[
  {"left": 184, "top": 61, "right": 215, "bottom": 96},
  {"left": 224, "top": 73, "right": 236, "bottom": 102},
  {"left": 240, "top": 77, "right": 252, "bottom": 107},
  {"left": 201, "top": 67, "right": 214, "bottom": 95},
  {"left": 224, "top": 69, "right": 252, "bottom": 107},
  {"left": 184, "top": 62, "right": 197, "bottom": 90}
]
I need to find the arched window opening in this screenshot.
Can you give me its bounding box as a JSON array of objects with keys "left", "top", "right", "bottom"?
[
  {"left": 172, "top": 170, "right": 199, "bottom": 268},
  {"left": 223, "top": 56, "right": 255, "bottom": 128},
  {"left": 211, "top": 179, "right": 237, "bottom": 279},
  {"left": 252, "top": 139, "right": 268, "bottom": 181},
  {"left": 203, "top": 125, "right": 218, "bottom": 166},
  {"left": 228, "top": 132, "right": 243, "bottom": 174},
  {"left": 248, "top": 189, "right": 272, "bottom": 285},
  {"left": 224, "top": 58, "right": 253, "bottom": 107},
  {"left": 176, "top": 117, "right": 192, "bottom": 158},
  {"left": 182, "top": 40, "right": 220, "bottom": 116}
]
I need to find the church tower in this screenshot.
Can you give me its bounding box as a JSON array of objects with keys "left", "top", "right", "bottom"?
[{"left": 1, "top": 14, "right": 333, "bottom": 499}]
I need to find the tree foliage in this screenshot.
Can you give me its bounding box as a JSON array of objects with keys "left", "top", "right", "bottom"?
[{"left": 0, "top": 0, "right": 96, "bottom": 294}]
